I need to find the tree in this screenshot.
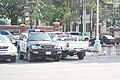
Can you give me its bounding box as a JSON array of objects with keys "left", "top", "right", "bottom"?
[
  {"left": 0, "top": 0, "right": 26, "bottom": 25},
  {"left": 39, "top": 0, "right": 72, "bottom": 26},
  {"left": 25, "top": 0, "right": 46, "bottom": 28}
]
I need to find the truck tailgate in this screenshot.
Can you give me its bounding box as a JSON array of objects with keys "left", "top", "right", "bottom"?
[{"left": 56, "top": 41, "right": 89, "bottom": 50}]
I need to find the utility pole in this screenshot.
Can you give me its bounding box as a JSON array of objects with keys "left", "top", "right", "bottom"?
[
  {"left": 94, "top": 0, "right": 101, "bottom": 54},
  {"left": 80, "top": 0, "right": 83, "bottom": 33}
]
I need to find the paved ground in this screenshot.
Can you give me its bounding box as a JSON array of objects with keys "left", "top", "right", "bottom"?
[{"left": 0, "top": 55, "right": 120, "bottom": 80}]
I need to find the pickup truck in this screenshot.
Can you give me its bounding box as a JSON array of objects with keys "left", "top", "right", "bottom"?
[{"left": 53, "top": 34, "right": 89, "bottom": 60}]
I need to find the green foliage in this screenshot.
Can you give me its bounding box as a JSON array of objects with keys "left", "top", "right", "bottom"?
[
  {"left": 0, "top": 0, "right": 26, "bottom": 25},
  {"left": 0, "top": 20, "right": 5, "bottom": 25},
  {"left": 0, "top": 0, "right": 118, "bottom": 27}
]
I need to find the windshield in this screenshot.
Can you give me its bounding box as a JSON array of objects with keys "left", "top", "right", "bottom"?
[
  {"left": 28, "top": 32, "right": 52, "bottom": 41},
  {"left": 105, "top": 35, "right": 115, "bottom": 39},
  {"left": 70, "top": 32, "right": 82, "bottom": 36},
  {"left": 0, "top": 35, "right": 11, "bottom": 43},
  {"left": 48, "top": 33, "right": 58, "bottom": 39}
]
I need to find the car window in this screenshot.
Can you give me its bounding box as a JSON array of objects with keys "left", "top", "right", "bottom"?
[
  {"left": 105, "top": 35, "right": 114, "bottom": 39},
  {"left": 1, "top": 31, "right": 9, "bottom": 35},
  {"left": 19, "top": 34, "right": 24, "bottom": 40},
  {"left": 70, "top": 32, "right": 82, "bottom": 36},
  {"left": 71, "top": 33, "right": 78, "bottom": 35}
]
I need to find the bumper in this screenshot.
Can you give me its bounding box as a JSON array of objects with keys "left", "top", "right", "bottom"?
[
  {"left": 30, "top": 49, "right": 62, "bottom": 57},
  {"left": 0, "top": 55, "right": 16, "bottom": 60}
]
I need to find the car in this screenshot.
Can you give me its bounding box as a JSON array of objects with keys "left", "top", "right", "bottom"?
[
  {"left": 0, "top": 35, "right": 17, "bottom": 62},
  {"left": 17, "top": 29, "right": 62, "bottom": 62},
  {"left": 0, "top": 30, "right": 16, "bottom": 45},
  {"left": 89, "top": 35, "right": 118, "bottom": 46}
]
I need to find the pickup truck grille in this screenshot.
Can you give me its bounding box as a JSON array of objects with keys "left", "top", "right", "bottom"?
[{"left": 41, "top": 45, "right": 54, "bottom": 49}]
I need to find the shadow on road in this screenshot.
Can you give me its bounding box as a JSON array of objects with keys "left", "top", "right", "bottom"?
[{"left": 1, "top": 56, "right": 120, "bottom": 65}]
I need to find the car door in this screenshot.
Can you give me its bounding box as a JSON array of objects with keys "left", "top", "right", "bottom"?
[{"left": 19, "top": 34, "right": 28, "bottom": 53}]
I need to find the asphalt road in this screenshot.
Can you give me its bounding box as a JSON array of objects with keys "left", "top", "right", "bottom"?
[{"left": 0, "top": 55, "right": 120, "bottom": 80}]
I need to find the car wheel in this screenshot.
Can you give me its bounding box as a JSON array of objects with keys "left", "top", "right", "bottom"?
[
  {"left": 53, "top": 55, "right": 60, "bottom": 61},
  {"left": 85, "top": 38, "right": 89, "bottom": 41},
  {"left": 61, "top": 51, "right": 67, "bottom": 60},
  {"left": 27, "top": 49, "right": 34, "bottom": 62},
  {"left": 18, "top": 48, "right": 24, "bottom": 59},
  {"left": 10, "top": 56, "right": 16, "bottom": 62},
  {"left": 77, "top": 52, "right": 85, "bottom": 60}
]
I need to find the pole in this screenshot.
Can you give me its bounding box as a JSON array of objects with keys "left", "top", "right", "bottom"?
[
  {"left": 80, "top": 0, "right": 83, "bottom": 33},
  {"left": 94, "top": 0, "right": 101, "bottom": 54}
]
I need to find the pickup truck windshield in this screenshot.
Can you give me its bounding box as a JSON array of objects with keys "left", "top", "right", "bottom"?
[{"left": 28, "top": 33, "right": 52, "bottom": 41}]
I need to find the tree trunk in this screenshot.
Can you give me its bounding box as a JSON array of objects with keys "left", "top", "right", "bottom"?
[
  {"left": 30, "top": 20, "right": 33, "bottom": 29},
  {"left": 11, "top": 17, "right": 18, "bottom": 25}
]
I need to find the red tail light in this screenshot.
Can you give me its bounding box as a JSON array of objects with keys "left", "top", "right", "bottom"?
[{"left": 66, "top": 43, "right": 69, "bottom": 48}]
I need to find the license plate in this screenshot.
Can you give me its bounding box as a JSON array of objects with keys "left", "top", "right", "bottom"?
[{"left": 46, "top": 51, "right": 51, "bottom": 55}]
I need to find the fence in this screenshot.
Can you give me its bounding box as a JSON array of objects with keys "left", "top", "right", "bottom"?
[{"left": 102, "top": 44, "right": 120, "bottom": 56}]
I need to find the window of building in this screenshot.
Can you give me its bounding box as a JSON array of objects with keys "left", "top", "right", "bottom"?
[
  {"left": 86, "top": 7, "right": 91, "bottom": 14},
  {"left": 86, "top": 23, "right": 91, "bottom": 32}
]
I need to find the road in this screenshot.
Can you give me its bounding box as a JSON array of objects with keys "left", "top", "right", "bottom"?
[{"left": 0, "top": 55, "right": 120, "bottom": 80}]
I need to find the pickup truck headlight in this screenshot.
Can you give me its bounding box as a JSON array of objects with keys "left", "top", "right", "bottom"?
[{"left": 31, "top": 45, "right": 42, "bottom": 49}]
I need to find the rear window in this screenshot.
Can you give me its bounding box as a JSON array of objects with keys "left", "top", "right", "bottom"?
[
  {"left": 0, "top": 31, "right": 9, "bottom": 35},
  {"left": 70, "top": 32, "right": 82, "bottom": 36},
  {"left": 105, "top": 35, "right": 115, "bottom": 39}
]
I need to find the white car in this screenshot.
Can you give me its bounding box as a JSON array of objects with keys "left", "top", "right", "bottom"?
[{"left": 0, "top": 35, "right": 17, "bottom": 62}]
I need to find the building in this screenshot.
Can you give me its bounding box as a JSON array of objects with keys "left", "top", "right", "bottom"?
[{"left": 63, "top": 0, "right": 92, "bottom": 36}]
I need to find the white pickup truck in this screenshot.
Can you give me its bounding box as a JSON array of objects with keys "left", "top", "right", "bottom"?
[{"left": 53, "top": 34, "right": 89, "bottom": 60}]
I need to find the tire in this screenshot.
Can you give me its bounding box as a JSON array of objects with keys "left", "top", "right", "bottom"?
[
  {"left": 61, "top": 51, "right": 67, "bottom": 60},
  {"left": 85, "top": 38, "right": 89, "bottom": 41},
  {"left": 10, "top": 56, "right": 16, "bottom": 62},
  {"left": 77, "top": 52, "right": 85, "bottom": 60},
  {"left": 27, "top": 49, "right": 34, "bottom": 62},
  {"left": 18, "top": 48, "right": 24, "bottom": 59},
  {"left": 53, "top": 55, "right": 60, "bottom": 61}
]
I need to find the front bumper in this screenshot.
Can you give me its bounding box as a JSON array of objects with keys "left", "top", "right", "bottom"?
[
  {"left": 0, "top": 52, "right": 17, "bottom": 60},
  {"left": 30, "top": 49, "right": 62, "bottom": 57},
  {"left": 0, "top": 55, "right": 14, "bottom": 60}
]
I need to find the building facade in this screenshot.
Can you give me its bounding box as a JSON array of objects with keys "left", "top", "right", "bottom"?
[{"left": 64, "top": 0, "right": 92, "bottom": 36}]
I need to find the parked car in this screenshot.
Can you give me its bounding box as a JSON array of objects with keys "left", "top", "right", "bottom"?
[
  {"left": 0, "top": 30, "right": 16, "bottom": 45},
  {"left": 17, "top": 29, "right": 62, "bottom": 62},
  {"left": 89, "top": 35, "right": 119, "bottom": 46},
  {"left": 0, "top": 35, "right": 17, "bottom": 62}
]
